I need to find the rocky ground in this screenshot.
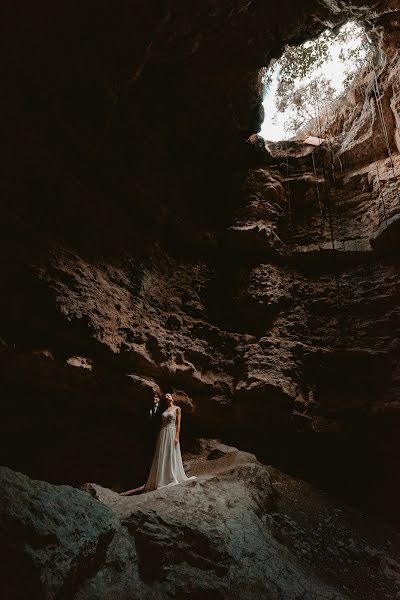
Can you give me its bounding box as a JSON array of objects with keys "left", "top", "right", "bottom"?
[{"left": 1, "top": 441, "right": 399, "bottom": 600}]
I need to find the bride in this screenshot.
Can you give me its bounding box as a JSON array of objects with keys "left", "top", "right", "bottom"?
[{"left": 144, "top": 393, "right": 196, "bottom": 492}]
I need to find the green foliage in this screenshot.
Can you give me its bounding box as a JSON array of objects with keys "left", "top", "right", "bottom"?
[
  {"left": 276, "top": 75, "right": 336, "bottom": 135},
  {"left": 262, "top": 22, "right": 372, "bottom": 137}
]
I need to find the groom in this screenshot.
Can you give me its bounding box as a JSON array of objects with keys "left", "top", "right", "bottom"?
[
  {"left": 145, "top": 393, "right": 163, "bottom": 472},
  {"left": 119, "top": 393, "right": 163, "bottom": 496}
]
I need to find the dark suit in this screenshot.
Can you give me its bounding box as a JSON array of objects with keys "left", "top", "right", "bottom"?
[{"left": 144, "top": 404, "right": 163, "bottom": 474}]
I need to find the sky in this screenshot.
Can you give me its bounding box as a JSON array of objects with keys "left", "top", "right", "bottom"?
[{"left": 260, "top": 24, "right": 367, "bottom": 141}]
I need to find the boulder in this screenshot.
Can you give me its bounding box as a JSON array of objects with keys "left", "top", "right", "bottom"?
[{"left": 0, "top": 466, "right": 116, "bottom": 600}]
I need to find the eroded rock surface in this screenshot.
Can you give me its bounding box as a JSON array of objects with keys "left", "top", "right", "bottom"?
[
  {"left": 0, "top": 466, "right": 115, "bottom": 600},
  {"left": 1, "top": 442, "right": 399, "bottom": 600}
]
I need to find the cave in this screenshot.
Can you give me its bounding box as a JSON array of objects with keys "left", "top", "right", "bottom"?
[{"left": 1, "top": 2, "right": 400, "bottom": 599}]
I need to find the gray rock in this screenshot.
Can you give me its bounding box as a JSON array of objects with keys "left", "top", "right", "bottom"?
[
  {"left": 0, "top": 466, "right": 116, "bottom": 600},
  {"left": 0, "top": 444, "right": 353, "bottom": 600},
  {"left": 2, "top": 441, "right": 399, "bottom": 600},
  {"left": 78, "top": 442, "right": 351, "bottom": 600}
]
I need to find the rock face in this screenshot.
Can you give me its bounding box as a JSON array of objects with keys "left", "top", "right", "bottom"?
[
  {"left": 1, "top": 0, "right": 400, "bottom": 522},
  {"left": 0, "top": 465, "right": 115, "bottom": 600},
  {"left": 1, "top": 441, "right": 399, "bottom": 600}
]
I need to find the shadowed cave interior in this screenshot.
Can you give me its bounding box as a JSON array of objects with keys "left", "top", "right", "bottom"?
[{"left": 1, "top": 2, "right": 400, "bottom": 599}]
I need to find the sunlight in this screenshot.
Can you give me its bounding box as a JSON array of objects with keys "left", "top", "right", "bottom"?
[{"left": 260, "top": 22, "right": 370, "bottom": 141}]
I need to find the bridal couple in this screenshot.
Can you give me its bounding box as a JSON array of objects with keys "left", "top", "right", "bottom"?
[{"left": 121, "top": 392, "right": 196, "bottom": 495}]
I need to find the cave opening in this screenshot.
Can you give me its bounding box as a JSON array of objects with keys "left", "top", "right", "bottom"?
[{"left": 260, "top": 21, "right": 373, "bottom": 142}]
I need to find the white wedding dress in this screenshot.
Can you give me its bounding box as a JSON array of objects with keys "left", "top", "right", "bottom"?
[{"left": 144, "top": 405, "right": 196, "bottom": 491}]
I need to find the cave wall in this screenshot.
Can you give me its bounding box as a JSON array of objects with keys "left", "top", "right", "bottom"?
[{"left": 1, "top": 0, "right": 399, "bottom": 517}]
